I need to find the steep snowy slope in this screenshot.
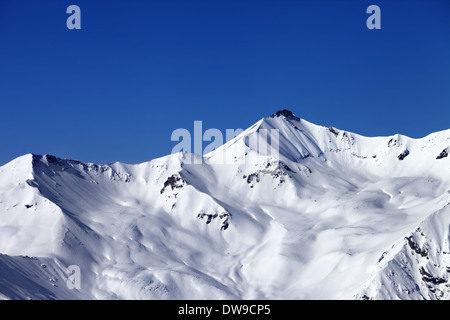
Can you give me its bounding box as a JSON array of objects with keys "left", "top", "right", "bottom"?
[
  {"left": 358, "top": 203, "right": 450, "bottom": 300},
  {"left": 0, "top": 109, "right": 449, "bottom": 300}
]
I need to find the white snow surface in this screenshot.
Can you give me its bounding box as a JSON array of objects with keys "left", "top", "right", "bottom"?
[{"left": 0, "top": 110, "right": 449, "bottom": 300}]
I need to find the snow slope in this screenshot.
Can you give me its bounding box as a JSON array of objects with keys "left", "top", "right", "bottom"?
[{"left": 0, "top": 109, "right": 449, "bottom": 300}]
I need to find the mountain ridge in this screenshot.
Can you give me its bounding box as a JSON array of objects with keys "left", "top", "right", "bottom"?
[{"left": 0, "top": 109, "right": 449, "bottom": 300}]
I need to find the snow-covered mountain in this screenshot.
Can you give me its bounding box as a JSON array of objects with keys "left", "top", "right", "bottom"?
[{"left": 0, "top": 109, "right": 449, "bottom": 300}]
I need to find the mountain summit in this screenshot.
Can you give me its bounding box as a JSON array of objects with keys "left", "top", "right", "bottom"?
[
  {"left": 270, "top": 109, "right": 299, "bottom": 119},
  {"left": 0, "top": 111, "right": 449, "bottom": 300}
]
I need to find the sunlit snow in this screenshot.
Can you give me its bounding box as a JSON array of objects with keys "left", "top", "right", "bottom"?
[{"left": 0, "top": 110, "right": 449, "bottom": 299}]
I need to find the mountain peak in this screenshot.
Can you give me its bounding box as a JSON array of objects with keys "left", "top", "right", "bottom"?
[{"left": 270, "top": 109, "right": 299, "bottom": 120}]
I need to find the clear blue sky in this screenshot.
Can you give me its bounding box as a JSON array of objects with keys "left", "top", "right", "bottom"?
[{"left": 1, "top": 0, "right": 449, "bottom": 165}]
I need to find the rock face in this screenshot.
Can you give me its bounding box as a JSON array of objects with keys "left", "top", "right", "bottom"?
[
  {"left": 398, "top": 149, "right": 410, "bottom": 160},
  {"left": 0, "top": 111, "right": 449, "bottom": 300},
  {"left": 160, "top": 174, "right": 185, "bottom": 194},
  {"left": 436, "top": 148, "right": 448, "bottom": 160},
  {"left": 270, "top": 109, "right": 299, "bottom": 120}
]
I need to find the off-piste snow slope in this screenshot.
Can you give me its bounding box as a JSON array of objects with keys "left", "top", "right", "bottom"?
[{"left": 0, "top": 110, "right": 449, "bottom": 300}]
